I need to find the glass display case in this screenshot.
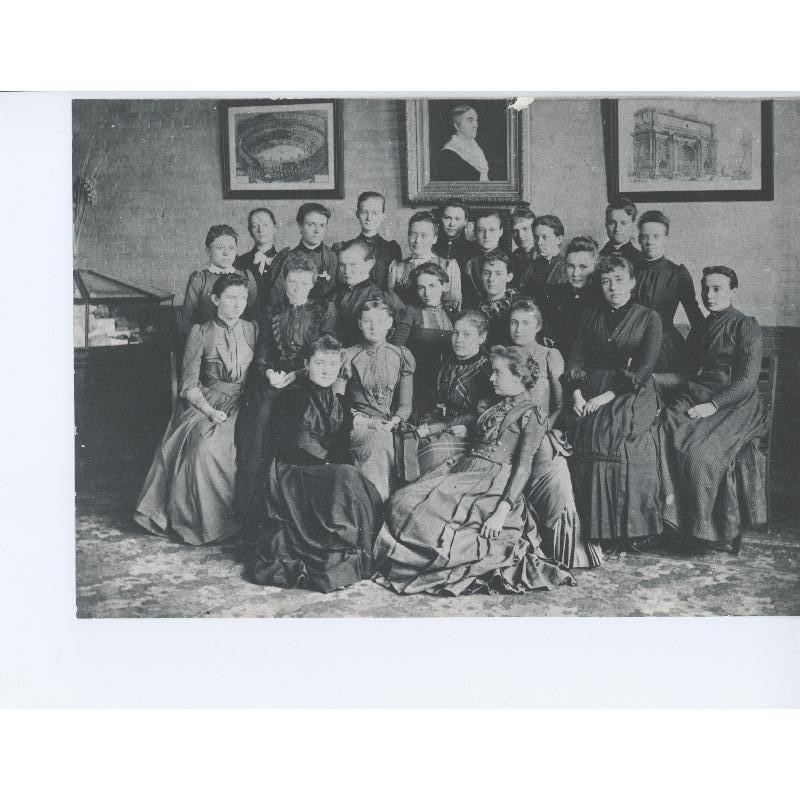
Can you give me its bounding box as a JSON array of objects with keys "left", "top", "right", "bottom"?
[{"left": 74, "top": 270, "right": 176, "bottom": 476}]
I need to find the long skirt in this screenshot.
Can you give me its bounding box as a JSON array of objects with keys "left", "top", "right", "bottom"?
[
  {"left": 350, "top": 418, "right": 396, "bottom": 501},
  {"left": 373, "top": 457, "right": 576, "bottom": 596},
  {"left": 134, "top": 404, "right": 241, "bottom": 545},
  {"left": 526, "top": 431, "right": 603, "bottom": 568},
  {"left": 244, "top": 461, "right": 384, "bottom": 593},
  {"left": 660, "top": 390, "right": 766, "bottom": 544},
  {"left": 416, "top": 429, "right": 472, "bottom": 476},
  {"left": 568, "top": 378, "right": 664, "bottom": 542}
]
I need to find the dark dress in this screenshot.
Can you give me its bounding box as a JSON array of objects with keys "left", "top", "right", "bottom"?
[
  {"left": 243, "top": 379, "right": 384, "bottom": 593},
  {"left": 415, "top": 351, "right": 494, "bottom": 475},
  {"left": 437, "top": 148, "right": 482, "bottom": 181},
  {"left": 134, "top": 318, "right": 257, "bottom": 545},
  {"left": 635, "top": 256, "right": 704, "bottom": 373},
  {"left": 393, "top": 303, "right": 459, "bottom": 421},
  {"left": 433, "top": 232, "right": 480, "bottom": 272},
  {"left": 540, "top": 283, "right": 600, "bottom": 361},
  {"left": 477, "top": 288, "right": 519, "bottom": 348},
  {"left": 599, "top": 240, "right": 645, "bottom": 272},
  {"left": 234, "top": 298, "right": 338, "bottom": 520},
  {"left": 462, "top": 248, "right": 510, "bottom": 309},
  {"left": 271, "top": 242, "right": 341, "bottom": 302},
  {"left": 234, "top": 246, "right": 278, "bottom": 313},
  {"left": 334, "top": 233, "right": 402, "bottom": 290},
  {"left": 179, "top": 268, "right": 258, "bottom": 337},
  {"left": 334, "top": 279, "right": 406, "bottom": 347},
  {"left": 373, "top": 396, "right": 577, "bottom": 596},
  {"left": 566, "top": 300, "right": 664, "bottom": 542},
  {"left": 660, "top": 306, "right": 766, "bottom": 545},
  {"left": 510, "top": 247, "right": 536, "bottom": 291},
  {"left": 517, "top": 254, "right": 569, "bottom": 304}
]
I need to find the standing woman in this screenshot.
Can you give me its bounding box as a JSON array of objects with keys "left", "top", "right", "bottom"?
[
  {"left": 660, "top": 267, "right": 766, "bottom": 554},
  {"left": 244, "top": 336, "right": 384, "bottom": 593},
  {"left": 393, "top": 262, "right": 459, "bottom": 420},
  {"left": 508, "top": 299, "right": 603, "bottom": 569},
  {"left": 373, "top": 346, "right": 576, "bottom": 596},
  {"left": 135, "top": 273, "right": 257, "bottom": 545},
  {"left": 413, "top": 310, "right": 494, "bottom": 476},
  {"left": 567, "top": 255, "right": 663, "bottom": 551},
  {"left": 180, "top": 224, "right": 257, "bottom": 337}
]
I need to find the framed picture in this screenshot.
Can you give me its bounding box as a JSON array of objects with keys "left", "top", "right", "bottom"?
[
  {"left": 404, "top": 98, "right": 531, "bottom": 206},
  {"left": 219, "top": 99, "right": 344, "bottom": 199},
  {"left": 602, "top": 98, "right": 773, "bottom": 202}
]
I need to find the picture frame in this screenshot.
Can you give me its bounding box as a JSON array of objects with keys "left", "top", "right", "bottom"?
[
  {"left": 219, "top": 98, "right": 344, "bottom": 199},
  {"left": 403, "top": 98, "right": 531, "bottom": 206},
  {"left": 602, "top": 98, "right": 773, "bottom": 202}
]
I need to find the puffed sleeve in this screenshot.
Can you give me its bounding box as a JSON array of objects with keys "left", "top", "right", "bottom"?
[
  {"left": 386, "top": 261, "right": 398, "bottom": 292},
  {"left": 180, "top": 271, "right": 204, "bottom": 336},
  {"left": 320, "top": 301, "right": 338, "bottom": 338},
  {"left": 389, "top": 240, "right": 402, "bottom": 264},
  {"left": 242, "top": 269, "right": 258, "bottom": 317},
  {"left": 565, "top": 314, "right": 590, "bottom": 390},
  {"left": 546, "top": 347, "right": 566, "bottom": 412},
  {"left": 501, "top": 407, "right": 547, "bottom": 506},
  {"left": 179, "top": 324, "right": 205, "bottom": 397},
  {"left": 446, "top": 259, "right": 462, "bottom": 309},
  {"left": 392, "top": 305, "right": 414, "bottom": 347},
  {"left": 678, "top": 264, "right": 705, "bottom": 331},
  {"left": 632, "top": 310, "right": 662, "bottom": 384},
  {"left": 711, "top": 316, "right": 762, "bottom": 411},
  {"left": 393, "top": 346, "right": 416, "bottom": 421}
]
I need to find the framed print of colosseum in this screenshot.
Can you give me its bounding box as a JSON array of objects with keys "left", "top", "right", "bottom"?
[
  {"left": 602, "top": 98, "right": 773, "bottom": 202},
  {"left": 220, "top": 99, "right": 344, "bottom": 199}
]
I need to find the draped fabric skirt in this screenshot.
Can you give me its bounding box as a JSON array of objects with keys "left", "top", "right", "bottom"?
[
  {"left": 245, "top": 461, "right": 384, "bottom": 593},
  {"left": 416, "top": 430, "right": 472, "bottom": 477},
  {"left": 350, "top": 419, "right": 396, "bottom": 501},
  {"left": 568, "top": 377, "right": 664, "bottom": 542},
  {"left": 373, "top": 457, "right": 576, "bottom": 596},
  {"left": 526, "top": 431, "right": 603, "bottom": 568},
  {"left": 134, "top": 397, "right": 242, "bottom": 546}
]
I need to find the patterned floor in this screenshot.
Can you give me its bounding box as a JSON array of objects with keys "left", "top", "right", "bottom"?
[{"left": 75, "top": 466, "right": 800, "bottom": 618}]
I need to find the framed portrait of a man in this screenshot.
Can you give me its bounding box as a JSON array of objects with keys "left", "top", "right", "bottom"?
[{"left": 404, "top": 98, "right": 530, "bottom": 205}]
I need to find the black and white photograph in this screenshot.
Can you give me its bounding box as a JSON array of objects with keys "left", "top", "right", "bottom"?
[{"left": 70, "top": 95, "right": 800, "bottom": 621}]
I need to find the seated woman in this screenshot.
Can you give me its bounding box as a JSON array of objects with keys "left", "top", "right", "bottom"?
[
  {"left": 566, "top": 255, "right": 663, "bottom": 552},
  {"left": 414, "top": 310, "right": 494, "bottom": 476},
  {"left": 393, "top": 262, "right": 459, "bottom": 420},
  {"left": 373, "top": 346, "right": 576, "bottom": 596},
  {"left": 388, "top": 211, "right": 462, "bottom": 309},
  {"left": 344, "top": 300, "right": 416, "bottom": 501},
  {"left": 180, "top": 224, "right": 258, "bottom": 338},
  {"left": 243, "top": 336, "right": 384, "bottom": 593},
  {"left": 508, "top": 299, "right": 603, "bottom": 569},
  {"left": 134, "top": 273, "right": 256, "bottom": 545},
  {"left": 660, "top": 266, "right": 766, "bottom": 554},
  {"left": 540, "top": 235, "right": 600, "bottom": 360},
  {"left": 234, "top": 254, "right": 337, "bottom": 522}
]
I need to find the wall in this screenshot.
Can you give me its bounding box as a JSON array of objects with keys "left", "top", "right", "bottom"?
[{"left": 73, "top": 96, "right": 800, "bottom": 513}]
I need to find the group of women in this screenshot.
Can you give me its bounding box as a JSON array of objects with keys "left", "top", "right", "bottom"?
[{"left": 133, "top": 194, "right": 767, "bottom": 597}]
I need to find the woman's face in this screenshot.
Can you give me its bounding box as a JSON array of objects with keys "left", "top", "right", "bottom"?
[
  {"left": 702, "top": 273, "right": 735, "bottom": 313},
  {"left": 512, "top": 218, "right": 535, "bottom": 252},
  {"left": 408, "top": 221, "right": 436, "bottom": 257},
  {"left": 638, "top": 221, "right": 667, "bottom": 260},
  {"left": 441, "top": 206, "right": 466, "bottom": 239},
  {"left": 248, "top": 212, "right": 275, "bottom": 248},
  {"left": 306, "top": 351, "right": 341, "bottom": 387},
  {"left": 207, "top": 235, "right": 237, "bottom": 270},
  {"left": 358, "top": 307, "right": 393, "bottom": 345},
  {"left": 451, "top": 318, "right": 486, "bottom": 359},
  {"left": 600, "top": 267, "right": 636, "bottom": 308},
  {"left": 356, "top": 197, "right": 385, "bottom": 236},
  {"left": 340, "top": 246, "right": 373, "bottom": 287},
  {"left": 509, "top": 309, "right": 540, "bottom": 347},
  {"left": 454, "top": 108, "right": 479, "bottom": 140},
  {"left": 533, "top": 224, "right": 562, "bottom": 260},
  {"left": 606, "top": 209, "right": 635, "bottom": 246},
  {"left": 566, "top": 251, "right": 597, "bottom": 289},
  {"left": 481, "top": 260, "right": 510, "bottom": 300},
  {"left": 300, "top": 212, "right": 328, "bottom": 248},
  {"left": 416, "top": 273, "right": 446, "bottom": 308},
  {"left": 211, "top": 285, "right": 248, "bottom": 322},
  {"left": 475, "top": 215, "right": 502, "bottom": 253},
  {"left": 284, "top": 269, "right": 315, "bottom": 306},
  {"left": 490, "top": 356, "right": 524, "bottom": 397}
]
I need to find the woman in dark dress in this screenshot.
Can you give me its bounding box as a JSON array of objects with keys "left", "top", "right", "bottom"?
[
  {"left": 413, "top": 310, "right": 494, "bottom": 476},
  {"left": 566, "top": 255, "right": 664, "bottom": 551},
  {"left": 393, "top": 262, "right": 460, "bottom": 421},
  {"left": 373, "top": 346, "right": 576, "bottom": 596},
  {"left": 244, "top": 335, "right": 384, "bottom": 593},
  {"left": 660, "top": 267, "right": 766, "bottom": 554},
  {"left": 635, "top": 210, "right": 704, "bottom": 373}
]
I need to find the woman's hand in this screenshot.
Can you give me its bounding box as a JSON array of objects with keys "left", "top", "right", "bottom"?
[
  {"left": 572, "top": 389, "right": 587, "bottom": 417},
  {"left": 379, "top": 415, "right": 402, "bottom": 432},
  {"left": 206, "top": 409, "right": 227, "bottom": 425},
  {"left": 480, "top": 501, "right": 510, "bottom": 539},
  {"left": 583, "top": 391, "right": 615, "bottom": 416},
  {"left": 447, "top": 424, "right": 468, "bottom": 438},
  {"left": 266, "top": 369, "right": 293, "bottom": 389},
  {"left": 416, "top": 423, "right": 431, "bottom": 439},
  {"left": 687, "top": 402, "right": 716, "bottom": 419}
]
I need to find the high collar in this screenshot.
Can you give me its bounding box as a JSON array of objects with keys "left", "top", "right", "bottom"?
[
  {"left": 252, "top": 245, "right": 276, "bottom": 256},
  {"left": 642, "top": 255, "right": 666, "bottom": 267},
  {"left": 207, "top": 264, "right": 236, "bottom": 275},
  {"left": 298, "top": 241, "right": 323, "bottom": 255},
  {"left": 212, "top": 315, "right": 241, "bottom": 332},
  {"left": 604, "top": 296, "right": 635, "bottom": 316},
  {"left": 362, "top": 340, "right": 387, "bottom": 354},
  {"left": 358, "top": 232, "right": 382, "bottom": 244},
  {"left": 452, "top": 350, "right": 483, "bottom": 365},
  {"left": 708, "top": 304, "right": 735, "bottom": 319},
  {"left": 344, "top": 278, "right": 373, "bottom": 293}
]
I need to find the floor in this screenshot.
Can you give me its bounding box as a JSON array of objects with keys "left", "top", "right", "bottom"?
[{"left": 75, "top": 464, "right": 800, "bottom": 618}]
